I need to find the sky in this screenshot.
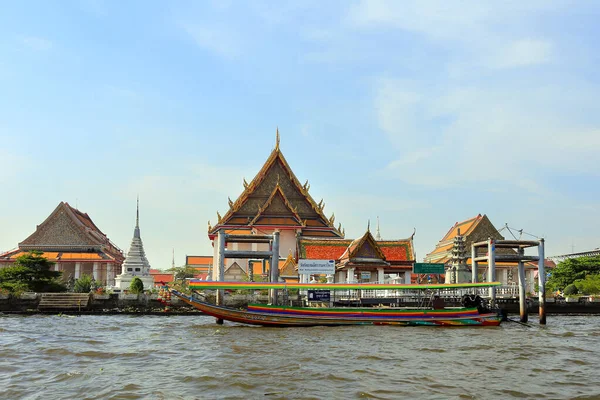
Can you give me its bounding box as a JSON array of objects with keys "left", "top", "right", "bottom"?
[{"left": 1, "top": 1, "right": 599, "bottom": 269}]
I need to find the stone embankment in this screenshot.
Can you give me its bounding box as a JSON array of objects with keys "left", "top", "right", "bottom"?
[{"left": 2, "top": 292, "right": 600, "bottom": 315}]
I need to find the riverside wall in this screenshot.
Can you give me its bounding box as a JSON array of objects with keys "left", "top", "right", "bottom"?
[{"left": 1, "top": 293, "right": 600, "bottom": 315}]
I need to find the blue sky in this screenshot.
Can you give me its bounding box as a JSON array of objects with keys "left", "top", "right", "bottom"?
[{"left": 1, "top": 1, "right": 599, "bottom": 269}]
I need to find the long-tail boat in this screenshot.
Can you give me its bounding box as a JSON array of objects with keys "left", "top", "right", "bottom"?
[{"left": 168, "top": 281, "right": 503, "bottom": 327}]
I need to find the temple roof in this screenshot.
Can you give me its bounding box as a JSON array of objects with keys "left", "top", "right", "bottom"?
[
  {"left": 208, "top": 132, "right": 343, "bottom": 238},
  {"left": 338, "top": 230, "right": 389, "bottom": 268},
  {"left": 15, "top": 202, "right": 123, "bottom": 260},
  {"left": 0, "top": 249, "right": 120, "bottom": 263},
  {"left": 424, "top": 214, "right": 504, "bottom": 264},
  {"left": 298, "top": 234, "right": 415, "bottom": 265}
]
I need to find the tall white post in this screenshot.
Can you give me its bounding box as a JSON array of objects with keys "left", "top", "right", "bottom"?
[
  {"left": 75, "top": 262, "right": 81, "bottom": 279},
  {"left": 487, "top": 239, "right": 496, "bottom": 304},
  {"left": 471, "top": 245, "right": 477, "bottom": 283},
  {"left": 216, "top": 230, "right": 226, "bottom": 309},
  {"left": 54, "top": 262, "right": 60, "bottom": 272},
  {"left": 269, "top": 230, "right": 280, "bottom": 305},
  {"left": 517, "top": 247, "right": 528, "bottom": 322},
  {"left": 404, "top": 270, "right": 411, "bottom": 284},
  {"left": 538, "top": 239, "right": 546, "bottom": 324}
]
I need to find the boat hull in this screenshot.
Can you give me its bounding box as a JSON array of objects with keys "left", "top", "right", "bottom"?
[{"left": 170, "top": 290, "right": 502, "bottom": 327}]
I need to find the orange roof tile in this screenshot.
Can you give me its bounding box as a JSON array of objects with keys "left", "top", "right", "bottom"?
[{"left": 187, "top": 256, "right": 213, "bottom": 265}]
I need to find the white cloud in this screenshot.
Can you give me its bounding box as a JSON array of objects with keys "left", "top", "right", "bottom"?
[
  {"left": 20, "top": 36, "right": 53, "bottom": 51},
  {"left": 376, "top": 78, "right": 600, "bottom": 189},
  {"left": 488, "top": 39, "right": 553, "bottom": 69},
  {"left": 182, "top": 23, "right": 241, "bottom": 59}
]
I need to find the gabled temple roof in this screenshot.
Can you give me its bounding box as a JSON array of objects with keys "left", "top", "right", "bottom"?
[
  {"left": 16, "top": 202, "right": 123, "bottom": 260},
  {"left": 424, "top": 214, "right": 504, "bottom": 264},
  {"left": 298, "top": 234, "right": 415, "bottom": 264},
  {"left": 208, "top": 132, "right": 343, "bottom": 238},
  {"left": 280, "top": 251, "right": 298, "bottom": 278},
  {"left": 339, "top": 230, "right": 387, "bottom": 262}
]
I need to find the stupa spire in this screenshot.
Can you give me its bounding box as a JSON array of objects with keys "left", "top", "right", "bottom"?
[
  {"left": 376, "top": 216, "right": 381, "bottom": 240},
  {"left": 134, "top": 196, "right": 141, "bottom": 239},
  {"left": 275, "top": 127, "right": 280, "bottom": 150}
]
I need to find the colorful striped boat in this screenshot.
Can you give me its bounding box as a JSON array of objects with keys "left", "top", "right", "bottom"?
[{"left": 170, "top": 281, "right": 503, "bottom": 327}]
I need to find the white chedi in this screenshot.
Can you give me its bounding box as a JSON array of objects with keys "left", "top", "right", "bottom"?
[{"left": 115, "top": 199, "right": 154, "bottom": 291}]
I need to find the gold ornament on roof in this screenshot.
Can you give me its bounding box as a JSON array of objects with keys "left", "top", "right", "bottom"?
[
  {"left": 243, "top": 178, "right": 248, "bottom": 189},
  {"left": 228, "top": 197, "right": 234, "bottom": 209},
  {"left": 275, "top": 127, "right": 280, "bottom": 150},
  {"left": 217, "top": 211, "right": 222, "bottom": 223},
  {"left": 208, "top": 220, "right": 212, "bottom": 231},
  {"left": 330, "top": 213, "right": 335, "bottom": 225}
]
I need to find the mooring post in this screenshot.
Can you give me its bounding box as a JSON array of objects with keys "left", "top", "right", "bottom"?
[
  {"left": 538, "top": 238, "right": 546, "bottom": 325},
  {"left": 517, "top": 247, "right": 528, "bottom": 323},
  {"left": 488, "top": 239, "right": 496, "bottom": 305},
  {"left": 269, "top": 230, "right": 280, "bottom": 305},
  {"left": 215, "top": 230, "right": 226, "bottom": 325},
  {"left": 471, "top": 245, "right": 478, "bottom": 284}
]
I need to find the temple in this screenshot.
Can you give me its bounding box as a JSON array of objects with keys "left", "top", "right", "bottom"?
[
  {"left": 207, "top": 130, "right": 415, "bottom": 283},
  {"left": 0, "top": 202, "right": 124, "bottom": 286},
  {"left": 424, "top": 214, "right": 538, "bottom": 290},
  {"left": 115, "top": 198, "right": 154, "bottom": 290}
]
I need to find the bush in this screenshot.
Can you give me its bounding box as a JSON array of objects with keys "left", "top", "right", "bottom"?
[
  {"left": 74, "top": 274, "right": 94, "bottom": 293},
  {"left": 130, "top": 277, "right": 144, "bottom": 294},
  {"left": 564, "top": 284, "right": 578, "bottom": 296}
]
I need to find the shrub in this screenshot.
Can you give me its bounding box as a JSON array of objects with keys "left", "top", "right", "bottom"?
[
  {"left": 564, "top": 284, "right": 578, "bottom": 296},
  {"left": 130, "top": 277, "right": 144, "bottom": 294},
  {"left": 74, "top": 274, "right": 94, "bottom": 293}
]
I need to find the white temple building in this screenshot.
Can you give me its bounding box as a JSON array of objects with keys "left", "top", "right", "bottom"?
[{"left": 114, "top": 199, "right": 154, "bottom": 291}]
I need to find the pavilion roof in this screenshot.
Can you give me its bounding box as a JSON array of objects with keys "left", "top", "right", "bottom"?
[{"left": 298, "top": 234, "right": 415, "bottom": 264}]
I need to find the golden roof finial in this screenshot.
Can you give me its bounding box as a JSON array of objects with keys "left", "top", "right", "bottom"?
[
  {"left": 217, "top": 211, "right": 222, "bottom": 223},
  {"left": 243, "top": 178, "right": 248, "bottom": 189},
  {"left": 275, "top": 127, "right": 280, "bottom": 150}
]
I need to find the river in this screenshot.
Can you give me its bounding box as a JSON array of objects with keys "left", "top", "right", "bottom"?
[{"left": 1, "top": 314, "right": 599, "bottom": 399}]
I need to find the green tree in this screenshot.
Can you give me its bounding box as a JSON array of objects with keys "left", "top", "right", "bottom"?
[
  {"left": 547, "top": 256, "right": 600, "bottom": 291},
  {"left": 130, "top": 277, "right": 144, "bottom": 294},
  {"left": 574, "top": 275, "right": 600, "bottom": 295},
  {"left": 167, "top": 265, "right": 197, "bottom": 283},
  {"left": 74, "top": 274, "right": 94, "bottom": 293},
  {"left": 0, "top": 250, "right": 65, "bottom": 294}
]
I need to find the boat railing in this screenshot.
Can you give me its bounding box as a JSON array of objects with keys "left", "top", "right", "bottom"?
[{"left": 332, "top": 285, "right": 520, "bottom": 301}]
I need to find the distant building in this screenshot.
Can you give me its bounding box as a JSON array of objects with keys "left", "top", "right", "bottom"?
[
  {"left": 424, "top": 214, "right": 542, "bottom": 291},
  {"left": 186, "top": 255, "right": 212, "bottom": 275},
  {"left": 0, "top": 202, "right": 124, "bottom": 286}
]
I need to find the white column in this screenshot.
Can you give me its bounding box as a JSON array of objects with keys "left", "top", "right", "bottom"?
[
  {"left": 377, "top": 268, "right": 384, "bottom": 284},
  {"left": 54, "top": 262, "right": 60, "bottom": 272},
  {"left": 488, "top": 239, "right": 496, "bottom": 302},
  {"left": 538, "top": 238, "right": 546, "bottom": 324},
  {"left": 347, "top": 268, "right": 355, "bottom": 283},
  {"left": 75, "top": 262, "right": 81, "bottom": 279},
  {"left": 404, "top": 271, "right": 411, "bottom": 284},
  {"left": 93, "top": 262, "right": 100, "bottom": 282},
  {"left": 471, "top": 245, "right": 477, "bottom": 283},
  {"left": 107, "top": 263, "right": 114, "bottom": 286},
  {"left": 338, "top": 271, "right": 346, "bottom": 284}
]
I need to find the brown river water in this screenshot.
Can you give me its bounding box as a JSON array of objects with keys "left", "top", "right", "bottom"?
[{"left": 1, "top": 314, "right": 599, "bottom": 400}]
